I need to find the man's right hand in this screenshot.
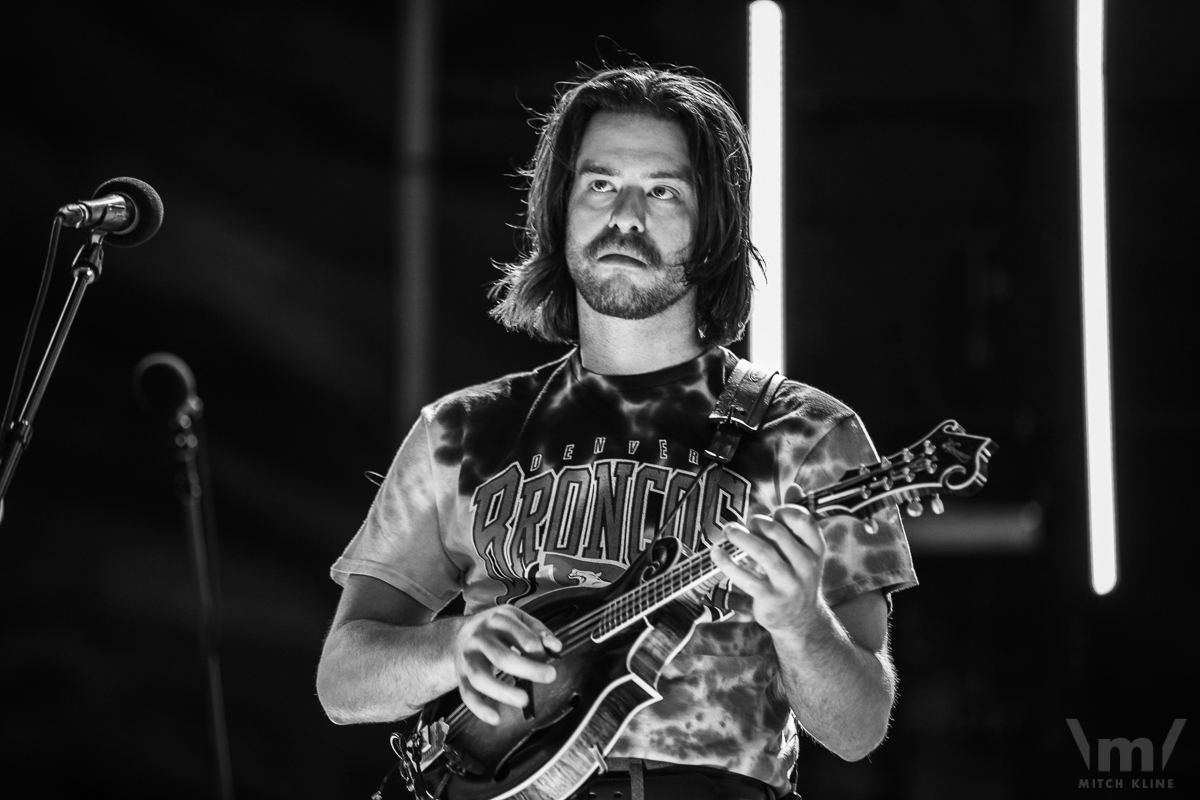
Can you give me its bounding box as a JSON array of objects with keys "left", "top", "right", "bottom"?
[{"left": 452, "top": 605, "right": 562, "bottom": 725}]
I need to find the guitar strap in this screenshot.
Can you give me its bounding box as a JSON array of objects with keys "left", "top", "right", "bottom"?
[
  {"left": 704, "top": 358, "right": 786, "bottom": 464},
  {"left": 644, "top": 357, "right": 785, "bottom": 550}
]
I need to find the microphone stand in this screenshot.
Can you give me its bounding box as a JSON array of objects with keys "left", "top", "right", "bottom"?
[
  {"left": 0, "top": 230, "right": 106, "bottom": 520},
  {"left": 171, "top": 402, "right": 236, "bottom": 800}
]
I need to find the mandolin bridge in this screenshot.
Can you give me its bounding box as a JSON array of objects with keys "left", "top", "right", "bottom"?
[{"left": 417, "top": 719, "right": 450, "bottom": 772}]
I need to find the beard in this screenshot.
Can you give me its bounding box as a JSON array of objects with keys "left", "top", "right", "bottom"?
[{"left": 566, "top": 228, "right": 691, "bottom": 320}]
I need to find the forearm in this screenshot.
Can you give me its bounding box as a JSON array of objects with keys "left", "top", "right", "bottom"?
[
  {"left": 316, "top": 615, "right": 465, "bottom": 725},
  {"left": 771, "top": 601, "right": 895, "bottom": 761}
]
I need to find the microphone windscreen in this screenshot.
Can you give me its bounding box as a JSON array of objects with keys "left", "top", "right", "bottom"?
[
  {"left": 133, "top": 352, "right": 196, "bottom": 417},
  {"left": 95, "top": 177, "right": 163, "bottom": 247}
]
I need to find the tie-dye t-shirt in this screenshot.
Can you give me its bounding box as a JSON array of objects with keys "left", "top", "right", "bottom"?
[{"left": 331, "top": 346, "right": 917, "bottom": 795}]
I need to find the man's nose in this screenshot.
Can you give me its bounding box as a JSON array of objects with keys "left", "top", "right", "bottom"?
[{"left": 608, "top": 186, "right": 646, "bottom": 233}]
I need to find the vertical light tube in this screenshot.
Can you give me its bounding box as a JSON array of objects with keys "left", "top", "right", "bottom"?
[
  {"left": 1076, "top": 0, "right": 1118, "bottom": 595},
  {"left": 748, "top": 0, "right": 786, "bottom": 374}
]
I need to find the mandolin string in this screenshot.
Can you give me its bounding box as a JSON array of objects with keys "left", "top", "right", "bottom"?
[
  {"left": 540, "top": 459, "right": 721, "bottom": 644},
  {"left": 590, "top": 539, "right": 735, "bottom": 634},
  {"left": 549, "top": 539, "right": 740, "bottom": 645}
]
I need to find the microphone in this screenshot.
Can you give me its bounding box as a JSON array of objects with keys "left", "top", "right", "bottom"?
[
  {"left": 132, "top": 350, "right": 233, "bottom": 798},
  {"left": 133, "top": 352, "right": 201, "bottom": 419},
  {"left": 59, "top": 177, "right": 164, "bottom": 248}
]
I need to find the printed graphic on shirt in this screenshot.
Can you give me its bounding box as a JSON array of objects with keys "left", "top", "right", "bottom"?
[{"left": 469, "top": 455, "right": 750, "bottom": 604}]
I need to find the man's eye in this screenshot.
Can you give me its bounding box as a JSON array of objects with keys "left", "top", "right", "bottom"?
[
  {"left": 590, "top": 179, "right": 614, "bottom": 193},
  {"left": 649, "top": 186, "right": 678, "bottom": 200}
]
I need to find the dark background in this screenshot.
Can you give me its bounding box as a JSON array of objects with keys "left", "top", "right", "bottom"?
[{"left": 1, "top": 1, "right": 1196, "bottom": 798}]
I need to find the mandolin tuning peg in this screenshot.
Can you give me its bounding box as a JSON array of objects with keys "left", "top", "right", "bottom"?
[
  {"left": 905, "top": 499, "right": 924, "bottom": 517},
  {"left": 863, "top": 517, "right": 880, "bottom": 535},
  {"left": 931, "top": 494, "right": 944, "bottom": 515}
]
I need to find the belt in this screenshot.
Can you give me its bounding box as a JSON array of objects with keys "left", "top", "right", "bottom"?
[{"left": 567, "top": 759, "right": 780, "bottom": 800}]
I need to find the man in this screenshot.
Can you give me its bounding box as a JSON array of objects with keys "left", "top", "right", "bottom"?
[{"left": 317, "top": 66, "right": 917, "bottom": 800}]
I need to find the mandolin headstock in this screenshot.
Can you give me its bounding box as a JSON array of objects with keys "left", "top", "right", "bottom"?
[{"left": 802, "top": 420, "right": 997, "bottom": 531}]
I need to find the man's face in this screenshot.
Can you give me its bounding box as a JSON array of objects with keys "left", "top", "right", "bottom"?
[{"left": 565, "top": 111, "right": 698, "bottom": 321}]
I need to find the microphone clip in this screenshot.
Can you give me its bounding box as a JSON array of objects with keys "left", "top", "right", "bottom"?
[{"left": 69, "top": 231, "right": 106, "bottom": 282}]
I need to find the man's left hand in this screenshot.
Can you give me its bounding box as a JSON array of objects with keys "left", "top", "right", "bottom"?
[{"left": 710, "top": 483, "right": 826, "bottom": 638}]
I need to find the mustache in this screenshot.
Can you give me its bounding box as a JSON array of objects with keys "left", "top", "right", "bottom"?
[{"left": 584, "top": 228, "right": 663, "bottom": 268}]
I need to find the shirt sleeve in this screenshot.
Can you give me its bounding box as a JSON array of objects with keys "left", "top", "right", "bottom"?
[
  {"left": 794, "top": 414, "right": 919, "bottom": 608},
  {"left": 329, "top": 410, "right": 463, "bottom": 612}
]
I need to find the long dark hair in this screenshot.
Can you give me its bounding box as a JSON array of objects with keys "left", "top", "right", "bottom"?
[{"left": 489, "top": 66, "right": 763, "bottom": 346}]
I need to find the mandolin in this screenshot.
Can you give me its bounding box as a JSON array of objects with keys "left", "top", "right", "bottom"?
[{"left": 394, "top": 420, "right": 996, "bottom": 800}]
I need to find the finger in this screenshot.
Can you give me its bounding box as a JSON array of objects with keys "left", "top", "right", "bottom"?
[
  {"left": 486, "top": 610, "right": 558, "bottom": 657},
  {"left": 719, "top": 524, "right": 788, "bottom": 592},
  {"left": 749, "top": 513, "right": 818, "bottom": 568},
  {"left": 477, "top": 638, "right": 558, "bottom": 684},
  {"left": 460, "top": 653, "right": 526, "bottom": 716},
  {"left": 728, "top": 518, "right": 789, "bottom": 574},
  {"left": 773, "top": 504, "right": 825, "bottom": 557},
  {"left": 742, "top": 515, "right": 819, "bottom": 589},
  {"left": 783, "top": 482, "right": 809, "bottom": 507},
  {"left": 510, "top": 608, "right": 563, "bottom": 653},
  {"left": 710, "top": 544, "right": 769, "bottom": 596},
  {"left": 458, "top": 673, "right": 505, "bottom": 725}
]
